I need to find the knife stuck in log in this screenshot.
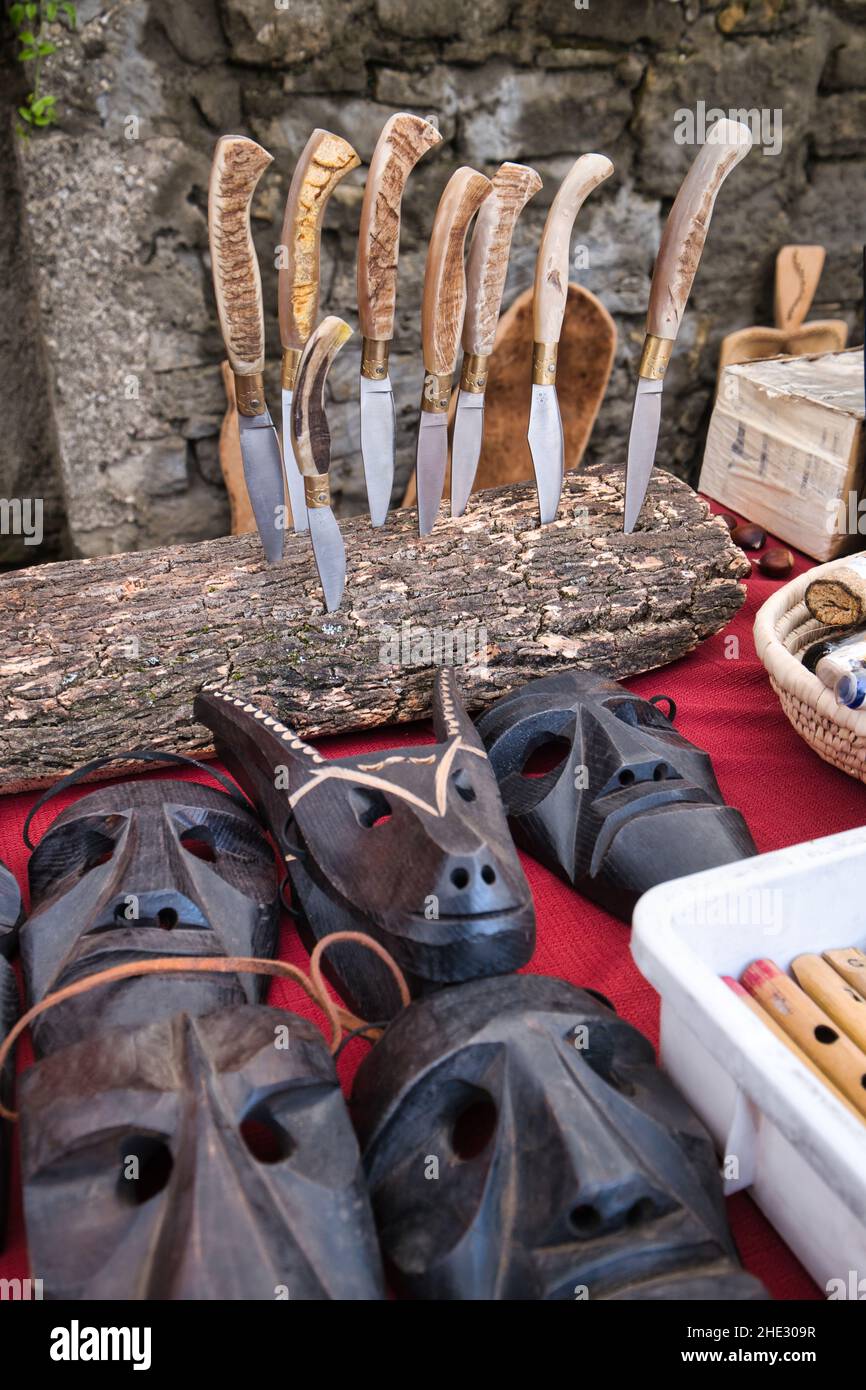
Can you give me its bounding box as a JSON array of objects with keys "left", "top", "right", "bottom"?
[
  {"left": 279, "top": 128, "right": 360, "bottom": 533},
  {"left": 623, "top": 118, "right": 752, "bottom": 534},
  {"left": 291, "top": 315, "right": 353, "bottom": 613},
  {"left": 358, "top": 113, "right": 442, "bottom": 528},
  {"left": 527, "top": 153, "right": 613, "bottom": 526},
  {"left": 415, "top": 166, "right": 492, "bottom": 537},
  {"left": 209, "top": 135, "right": 286, "bottom": 564},
  {"left": 451, "top": 161, "right": 542, "bottom": 519}
]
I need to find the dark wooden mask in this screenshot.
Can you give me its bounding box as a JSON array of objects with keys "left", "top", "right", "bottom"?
[
  {"left": 476, "top": 670, "right": 756, "bottom": 920},
  {"left": 20, "top": 1004, "right": 385, "bottom": 1300},
  {"left": 0, "top": 860, "right": 22, "bottom": 1250},
  {"left": 352, "top": 973, "right": 767, "bottom": 1301},
  {"left": 22, "top": 780, "right": 280, "bottom": 1057},
  {"left": 195, "top": 670, "right": 536, "bottom": 1019}
]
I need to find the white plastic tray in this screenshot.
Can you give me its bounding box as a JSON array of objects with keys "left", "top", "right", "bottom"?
[{"left": 632, "top": 827, "right": 866, "bottom": 1294}]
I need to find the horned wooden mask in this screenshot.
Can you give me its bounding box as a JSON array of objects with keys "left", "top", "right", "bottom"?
[
  {"left": 0, "top": 860, "right": 21, "bottom": 1250},
  {"left": 22, "top": 780, "right": 280, "bottom": 1057},
  {"left": 351, "top": 973, "right": 767, "bottom": 1301},
  {"left": 20, "top": 1005, "right": 385, "bottom": 1300},
  {"left": 476, "top": 670, "right": 756, "bottom": 919},
  {"left": 195, "top": 671, "right": 535, "bottom": 1019}
]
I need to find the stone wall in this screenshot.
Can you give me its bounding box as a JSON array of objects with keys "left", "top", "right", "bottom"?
[{"left": 1, "top": 0, "right": 864, "bottom": 561}]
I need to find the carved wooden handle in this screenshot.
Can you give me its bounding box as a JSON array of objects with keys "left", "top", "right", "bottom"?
[
  {"left": 208, "top": 135, "right": 273, "bottom": 376},
  {"left": 532, "top": 153, "right": 613, "bottom": 346},
  {"left": 774, "top": 244, "right": 826, "bottom": 333},
  {"left": 358, "top": 113, "right": 442, "bottom": 343},
  {"left": 463, "top": 162, "right": 542, "bottom": 359},
  {"left": 290, "top": 315, "right": 353, "bottom": 479},
  {"left": 646, "top": 119, "right": 752, "bottom": 341},
  {"left": 278, "top": 129, "right": 360, "bottom": 353},
  {"left": 421, "top": 167, "right": 492, "bottom": 377}
]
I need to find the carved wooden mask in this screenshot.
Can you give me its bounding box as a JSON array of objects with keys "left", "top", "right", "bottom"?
[
  {"left": 22, "top": 780, "right": 280, "bottom": 1057},
  {"left": 0, "top": 860, "right": 22, "bottom": 1250},
  {"left": 195, "top": 671, "right": 536, "bottom": 1019},
  {"left": 476, "top": 671, "right": 756, "bottom": 920},
  {"left": 20, "top": 1005, "right": 385, "bottom": 1300},
  {"left": 351, "top": 973, "right": 767, "bottom": 1301}
]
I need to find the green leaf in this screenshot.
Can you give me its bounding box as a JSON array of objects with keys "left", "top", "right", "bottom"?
[
  {"left": 30, "top": 94, "right": 56, "bottom": 115},
  {"left": 9, "top": 4, "right": 26, "bottom": 27},
  {"left": 46, "top": 1, "right": 58, "bottom": 18},
  {"left": 24, "top": 2, "right": 37, "bottom": 18},
  {"left": 18, "top": 29, "right": 36, "bottom": 42},
  {"left": 18, "top": 105, "right": 34, "bottom": 123},
  {"left": 61, "top": 1, "right": 76, "bottom": 27},
  {"left": 37, "top": 41, "right": 56, "bottom": 54},
  {"left": 18, "top": 47, "right": 38, "bottom": 61},
  {"left": 33, "top": 110, "right": 56, "bottom": 126}
]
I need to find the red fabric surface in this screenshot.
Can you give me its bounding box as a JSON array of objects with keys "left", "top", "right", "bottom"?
[{"left": 1, "top": 506, "right": 863, "bottom": 1300}]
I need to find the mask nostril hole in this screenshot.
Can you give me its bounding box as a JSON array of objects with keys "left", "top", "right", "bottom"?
[
  {"left": 451, "top": 867, "right": 470, "bottom": 889},
  {"left": 618, "top": 769, "right": 635, "bottom": 787},
  {"left": 570, "top": 1204, "right": 601, "bottom": 1236},
  {"left": 481, "top": 864, "right": 496, "bottom": 885},
  {"left": 157, "top": 907, "right": 178, "bottom": 931},
  {"left": 652, "top": 763, "right": 668, "bottom": 781},
  {"left": 627, "top": 1197, "right": 656, "bottom": 1226}
]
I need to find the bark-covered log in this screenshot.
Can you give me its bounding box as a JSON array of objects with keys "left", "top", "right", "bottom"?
[{"left": 0, "top": 468, "right": 748, "bottom": 793}]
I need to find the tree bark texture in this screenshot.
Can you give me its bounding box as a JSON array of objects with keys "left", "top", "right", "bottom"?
[{"left": 0, "top": 468, "right": 749, "bottom": 793}]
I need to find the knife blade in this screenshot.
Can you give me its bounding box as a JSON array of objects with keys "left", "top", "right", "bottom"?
[
  {"left": 208, "top": 134, "right": 285, "bottom": 564},
  {"left": 358, "top": 113, "right": 442, "bottom": 527},
  {"left": 279, "top": 128, "right": 360, "bottom": 534},
  {"left": 527, "top": 153, "right": 613, "bottom": 526},
  {"left": 416, "top": 166, "right": 492, "bottom": 537},
  {"left": 623, "top": 118, "right": 753, "bottom": 534},
  {"left": 451, "top": 162, "right": 542, "bottom": 518},
  {"left": 290, "top": 316, "right": 353, "bottom": 612}
]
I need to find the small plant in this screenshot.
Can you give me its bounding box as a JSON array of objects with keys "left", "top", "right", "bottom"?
[{"left": 10, "top": 0, "right": 77, "bottom": 137}]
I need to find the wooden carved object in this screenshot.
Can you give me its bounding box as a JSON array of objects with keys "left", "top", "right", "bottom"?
[
  {"left": 218, "top": 360, "right": 256, "bottom": 536},
  {"left": 402, "top": 283, "right": 616, "bottom": 507},
  {"left": 195, "top": 669, "right": 536, "bottom": 1020},
  {"left": 716, "top": 245, "right": 849, "bottom": 388},
  {"left": 352, "top": 973, "right": 768, "bottom": 1300},
  {"left": 20, "top": 1005, "right": 385, "bottom": 1299},
  {"left": 533, "top": 153, "right": 613, "bottom": 348},
  {"left": 278, "top": 129, "right": 360, "bottom": 360},
  {"left": 421, "top": 167, "right": 492, "bottom": 384},
  {"left": 0, "top": 468, "right": 752, "bottom": 794},
  {"left": 0, "top": 861, "right": 21, "bottom": 1251},
  {"left": 463, "top": 162, "right": 542, "bottom": 361},
  {"left": 291, "top": 315, "right": 353, "bottom": 488},
  {"left": 476, "top": 669, "right": 756, "bottom": 921},
  {"left": 21, "top": 780, "right": 280, "bottom": 1057},
  {"left": 208, "top": 135, "right": 272, "bottom": 378},
  {"left": 358, "top": 113, "right": 442, "bottom": 345}
]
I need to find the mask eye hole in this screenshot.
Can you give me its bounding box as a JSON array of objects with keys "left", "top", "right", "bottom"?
[
  {"left": 350, "top": 787, "right": 392, "bottom": 829},
  {"left": 451, "top": 767, "right": 476, "bottom": 802},
  {"left": 240, "top": 1105, "right": 294, "bottom": 1164},
  {"left": 179, "top": 827, "right": 217, "bottom": 863},
  {"left": 451, "top": 1091, "right": 497, "bottom": 1161},
  {"left": 520, "top": 735, "right": 571, "bottom": 779},
  {"left": 117, "top": 1135, "right": 173, "bottom": 1206}
]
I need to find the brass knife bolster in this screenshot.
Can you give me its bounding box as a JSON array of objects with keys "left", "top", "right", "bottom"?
[
  {"left": 361, "top": 337, "right": 390, "bottom": 381},
  {"left": 531, "top": 342, "right": 558, "bottom": 387},
  {"left": 235, "top": 371, "right": 267, "bottom": 417},
  {"left": 459, "top": 353, "right": 489, "bottom": 394},
  {"left": 421, "top": 370, "right": 453, "bottom": 414},
  {"left": 281, "top": 348, "right": 303, "bottom": 392},
  {"left": 638, "top": 334, "right": 674, "bottom": 381},
  {"left": 304, "top": 475, "right": 331, "bottom": 509}
]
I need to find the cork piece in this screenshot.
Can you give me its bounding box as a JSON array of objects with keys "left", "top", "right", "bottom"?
[
  {"left": 805, "top": 563, "right": 866, "bottom": 627},
  {"left": 421, "top": 167, "right": 492, "bottom": 376},
  {"left": 358, "top": 113, "right": 442, "bottom": 343},
  {"left": 208, "top": 135, "right": 273, "bottom": 375},
  {"left": 278, "top": 129, "right": 360, "bottom": 352},
  {"left": 463, "top": 162, "right": 542, "bottom": 358}
]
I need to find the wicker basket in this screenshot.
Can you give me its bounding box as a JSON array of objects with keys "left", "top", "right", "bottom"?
[{"left": 754, "top": 555, "right": 866, "bottom": 782}]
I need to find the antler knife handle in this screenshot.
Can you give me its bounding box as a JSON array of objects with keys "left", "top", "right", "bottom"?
[
  {"left": 645, "top": 119, "right": 752, "bottom": 347},
  {"left": 532, "top": 153, "right": 613, "bottom": 350},
  {"left": 358, "top": 112, "right": 442, "bottom": 358},
  {"left": 421, "top": 167, "right": 492, "bottom": 386},
  {"left": 278, "top": 128, "right": 360, "bottom": 371},
  {"left": 209, "top": 135, "right": 273, "bottom": 407},
  {"left": 291, "top": 315, "right": 353, "bottom": 501},
  {"left": 463, "top": 162, "right": 542, "bottom": 366}
]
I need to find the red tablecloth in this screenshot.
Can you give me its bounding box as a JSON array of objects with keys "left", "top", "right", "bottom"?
[{"left": 2, "top": 510, "right": 863, "bottom": 1299}]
